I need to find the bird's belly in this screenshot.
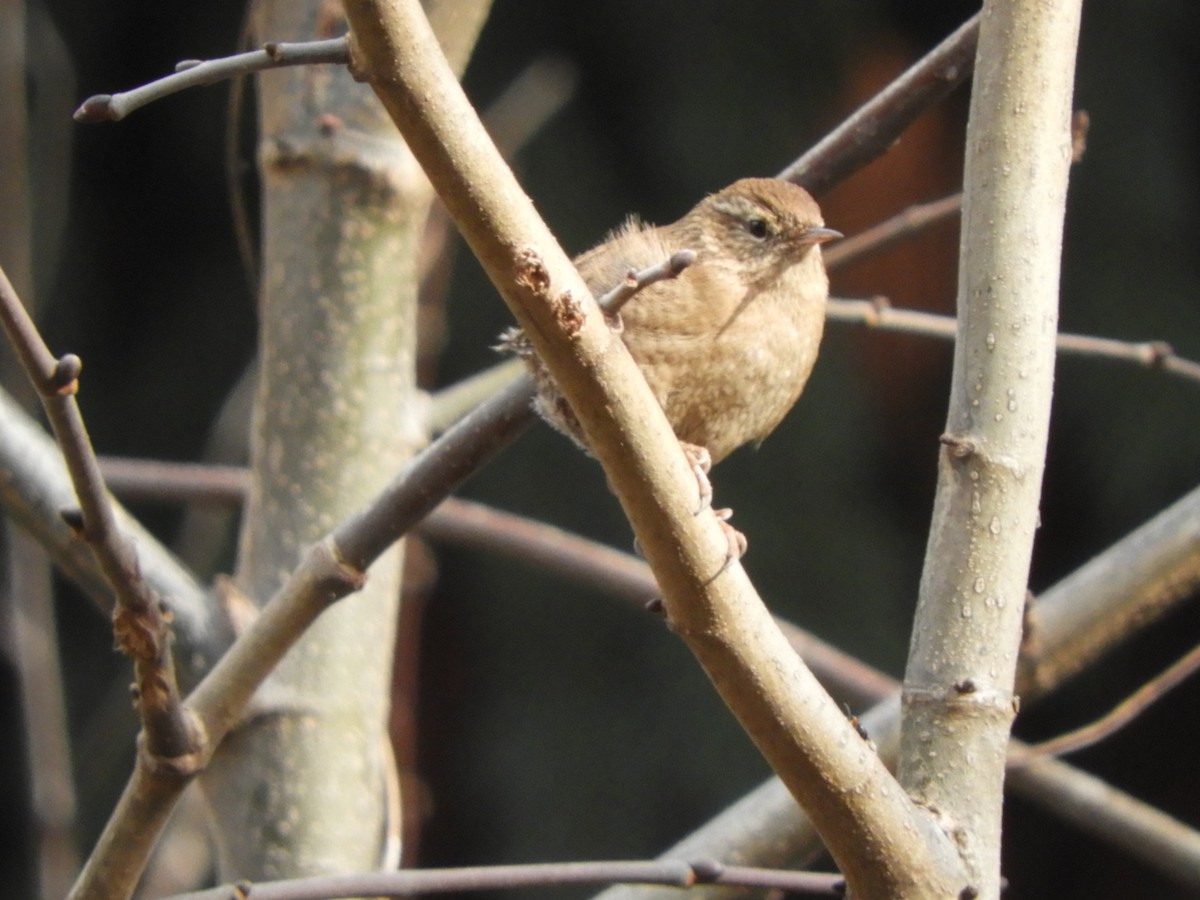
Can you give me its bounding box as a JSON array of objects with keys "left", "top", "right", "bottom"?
[{"left": 631, "top": 318, "right": 822, "bottom": 463}]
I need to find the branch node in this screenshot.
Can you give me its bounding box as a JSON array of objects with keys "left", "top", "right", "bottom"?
[
  {"left": 954, "top": 678, "right": 978, "bottom": 694},
  {"left": 689, "top": 858, "right": 725, "bottom": 883},
  {"left": 60, "top": 506, "right": 86, "bottom": 537},
  {"left": 263, "top": 41, "right": 283, "bottom": 61},
  {"left": 174, "top": 59, "right": 203, "bottom": 73},
  {"left": 1147, "top": 340, "right": 1174, "bottom": 367},
  {"left": 939, "top": 432, "right": 978, "bottom": 459},
  {"left": 52, "top": 353, "right": 83, "bottom": 395},
  {"left": 864, "top": 295, "right": 892, "bottom": 325},
  {"left": 139, "top": 739, "right": 206, "bottom": 781},
  {"left": 112, "top": 605, "right": 164, "bottom": 661},
  {"left": 313, "top": 537, "right": 369, "bottom": 606}
]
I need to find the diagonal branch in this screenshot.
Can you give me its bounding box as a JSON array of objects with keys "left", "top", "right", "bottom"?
[
  {"left": 778, "top": 14, "right": 979, "bottom": 193},
  {"left": 0, "top": 266, "right": 200, "bottom": 764}
]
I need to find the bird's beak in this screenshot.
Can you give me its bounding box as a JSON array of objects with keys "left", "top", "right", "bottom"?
[{"left": 800, "top": 226, "right": 843, "bottom": 245}]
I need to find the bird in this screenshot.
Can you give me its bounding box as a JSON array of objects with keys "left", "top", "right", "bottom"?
[{"left": 501, "top": 177, "right": 838, "bottom": 548}]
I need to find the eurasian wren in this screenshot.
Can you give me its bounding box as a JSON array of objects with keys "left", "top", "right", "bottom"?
[{"left": 505, "top": 178, "right": 839, "bottom": 475}]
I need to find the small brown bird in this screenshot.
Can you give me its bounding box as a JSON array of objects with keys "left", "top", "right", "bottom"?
[{"left": 504, "top": 178, "right": 838, "bottom": 519}]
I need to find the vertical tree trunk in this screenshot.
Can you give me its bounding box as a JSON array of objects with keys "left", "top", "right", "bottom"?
[
  {"left": 200, "top": 0, "right": 491, "bottom": 879},
  {"left": 899, "top": 2, "right": 1082, "bottom": 896}
]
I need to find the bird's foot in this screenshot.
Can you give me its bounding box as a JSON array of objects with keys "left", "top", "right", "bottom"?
[
  {"left": 679, "top": 442, "right": 746, "bottom": 567},
  {"left": 712, "top": 507, "right": 748, "bottom": 571},
  {"left": 680, "top": 442, "right": 714, "bottom": 513}
]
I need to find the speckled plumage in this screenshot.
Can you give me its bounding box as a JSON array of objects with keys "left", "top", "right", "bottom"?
[{"left": 507, "top": 178, "right": 837, "bottom": 465}]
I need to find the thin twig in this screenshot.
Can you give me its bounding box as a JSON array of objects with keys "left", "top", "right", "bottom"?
[
  {"left": 0, "top": 266, "right": 199, "bottom": 762},
  {"left": 73, "top": 38, "right": 351, "bottom": 122},
  {"left": 823, "top": 194, "right": 963, "bottom": 270},
  {"left": 162, "top": 858, "right": 841, "bottom": 900},
  {"left": 778, "top": 14, "right": 979, "bottom": 195},
  {"left": 826, "top": 296, "right": 1200, "bottom": 387},
  {"left": 596, "top": 250, "right": 697, "bottom": 315},
  {"left": 98, "top": 457, "right": 248, "bottom": 507},
  {"left": 1024, "top": 641, "right": 1200, "bottom": 758}
]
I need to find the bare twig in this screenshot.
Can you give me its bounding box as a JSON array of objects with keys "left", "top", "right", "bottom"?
[
  {"left": 825, "top": 296, "right": 1200, "bottom": 387},
  {"left": 98, "top": 457, "right": 249, "bottom": 507},
  {"left": 1055, "top": 333, "right": 1200, "bottom": 384},
  {"left": 778, "top": 15, "right": 979, "bottom": 195},
  {"left": 0, "top": 265, "right": 199, "bottom": 764},
  {"left": 597, "top": 249, "right": 697, "bottom": 315},
  {"left": 819, "top": 188, "right": 1200, "bottom": 386},
  {"left": 73, "top": 37, "right": 350, "bottom": 122},
  {"left": 823, "top": 194, "right": 963, "bottom": 269},
  {"left": 1025, "top": 641, "right": 1200, "bottom": 758},
  {"left": 162, "top": 858, "right": 840, "bottom": 900},
  {"left": 483, "top": 56, "right": 580, "bottom": 158}
]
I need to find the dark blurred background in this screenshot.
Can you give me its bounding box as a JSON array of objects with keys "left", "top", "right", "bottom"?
[{"left": 3, "top": 1, "right": 1199, "bottom": 897}]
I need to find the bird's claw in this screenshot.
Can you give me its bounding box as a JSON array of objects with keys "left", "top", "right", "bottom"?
[
  {"left": 681, "top": 442, "right": 714, "bottom": 513},
  {"left": 713, "top": 507, "right": 748, "bottom": 572}
]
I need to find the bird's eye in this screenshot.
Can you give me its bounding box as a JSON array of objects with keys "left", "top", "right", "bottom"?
[{"left": 746, "top": 218, "right": 770, "bottom": 239}]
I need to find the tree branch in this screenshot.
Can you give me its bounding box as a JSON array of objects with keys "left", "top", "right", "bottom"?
[
  {"left": 73, "top": 38, "right": 351, "bottom": 122},
  {"left": 0, "top": 266, "right": 200, "bottom": 763},
  {"left": 778, "top": 14, "right": 979, "bottom": 193},
  {"left": 825, "top": 296, "right": 1200, "bottom": 387},
  {"left": 163, "top": 859, "right": 841, "bottom": 900}
]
